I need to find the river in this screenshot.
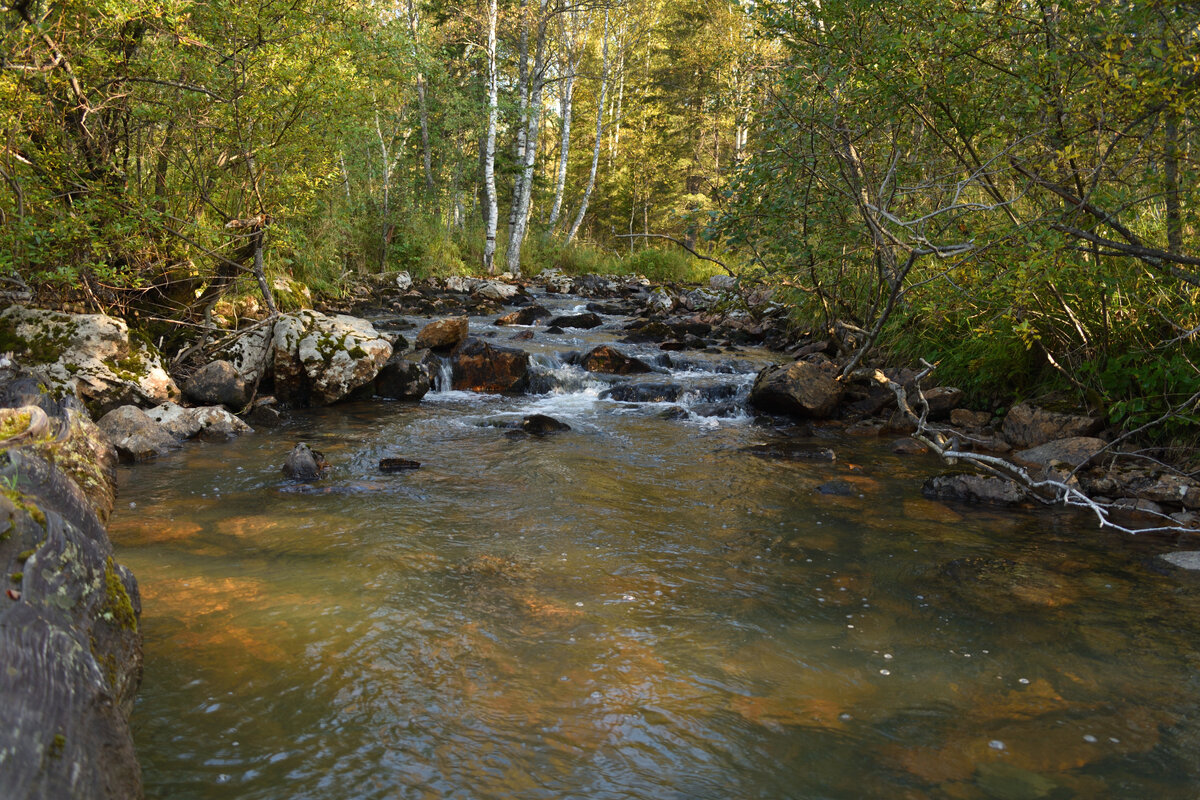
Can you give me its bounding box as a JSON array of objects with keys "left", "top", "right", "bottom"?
[{"left": 109, "top": 291, "right": 1200, "bottom": 799}]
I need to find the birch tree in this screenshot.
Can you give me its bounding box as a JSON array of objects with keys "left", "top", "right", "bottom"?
[
  {"left": 482, "top": 0, "right": 499, "bottom": 274},
  {"left": 566, "top": 8, "right": 610, "bottom": 244}
]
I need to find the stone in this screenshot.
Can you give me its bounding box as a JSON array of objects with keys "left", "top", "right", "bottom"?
[
  {"left": 580, "top": 345, "right": 652, "bottom": 375},
  {"left": 892, "top": 438, "right": 929, "bottom": 455},
  {"left": 1002, "top": 403, "right": 1103, "bottom": 448},
  {"left": 647, "top": 287, "right": 675, "bottom": 314},
  {"left": 495, "top": 305, "right": 551, "bottom": 326},
  {"left": 443, "top": 275, "right": 477, "bottom": 293},
  {"left": 282, "top": 442, "right": 328, "bottom": 480},
  {"left": 247, "top": 397, "right": 281, "bottom": 426},
  {"left": 184, "top": 359, "right": 249, "bottom": 409},
  {"left": 374, "top": 352, "right": 431, "bottom": 401},
  {"left": 97, "top": 405, "right": 178, "bottom": 462},
  {"left": 521, "top": 414, "right": 571, "bottom": 435},
  {"left": 147, "top": 403, "right": 252, "bottom": 441},
  {"left": 748, "top": 360, "right": 844, "bottom": 419},
  {"left": 415, "top": 316, "right": 469, "bottom": 350},
  {"left": 220, "top": 322, "right": 274, "bottom": 387},
  {"left": 0, "top": 383, "right": 142, "bottom": 800},
  {"left": 817, "top": 480, "right": 856, "bottom": 496},
  {"left": 571, "top": 274, "right": 618, "bottom": 297},
  {"left": 742, "top": 442, "right": 835, "bottom": 462},
  {"left": 1014, "top": 437, "right": 1108, "bottom": 470},
  {"left": 450, "top": 338, "right": 530, "bottom": 393},
  {"left": 1160, "top": 551, "right": 1200, "bottom": 570},
  {"left": 542, "top": 273, "right": 574, "bottom": 294},
  {"left": 547, "top": 311, "right": 603, "bottom": 329},
  {"left": 379, "top": 458, "right": 420, "bottom": 472},
  {"left": 600, "top": 383, "right": 684, "bottom": 403},
  {"left": 473, "top": 280, "right": 520, "bottom": 301},
  {"left": 916, "top": 386, "right": 963, "bottom": 419},
  {"left": 271, "top": 311, "right": 393, "bottom": 406},
  {"left": 0, "top": 305, "right": 179, "bottom": 416},
  {"left": 394, "top": 271, "right": 413, "bottom": 291},
  {"left": 709, "top": 274, "right": 738, "bottom": 290},
  {"left": 950, "top": 408, "right": 992, "bottom": 428},
  {"left": 922, "top": 473, "right": 1026, "bottom": 505}
]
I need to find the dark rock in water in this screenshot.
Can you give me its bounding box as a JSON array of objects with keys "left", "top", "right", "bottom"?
[
  {"left": 547, "top": 311, "right": 602, "bottom": 329},
  {"left": 379, "top": 458, "right": 420, "bottom": 472},
  {"left": 923, "top": 473, "right": 1025, "bottom": 505},
  {"left": 495, "top": 305, "right": 551, "bottom": 326},
  {"left": 521, "top": 414, "right": 571, "bottom": 435},
  {"left": 283, "top": 442, "right": 329, "bottom": 480},
  {"left": 691, "top": 401, "right": 743, "bottom": 418},
  {"left": 580, "top": 345, "right": 652, "bottom": 375},
  {"left": 620, "top": 320, "right": 675, "bottom": 344},
  {"left": 375, "top": 351, "right": 431, "bottom": 401},
  {"left": 184, "top": 359, "right": 249, "bottom": 409},
  {"left": 545, "top": 325, "right": 565, "bottom": 334},
  {"left": 748, "top": 360, "right": 844, "bottom": 419},
  {"left": 743, "top": 442, "right": 836, "bottom": 462},
  {"left": 659, "top": 406, "right": 691, "bottom": 420},
  {"left": 247, "top": 396, "right": 281, "bottom": 426},
  {"left": 601, "top": 383, "right": 683, "bottom": 403},
  {"left": 817, "top": 480, "right": 856, "bottom": 496},
  {"left": 97, "top": 404, "right": 178, "bottom": 462},
  {"left": 511, "top": 330, "right": 535, "bottom": 341},
  {"left": 891, "top": 438, "right": 929, "bottom": 455},
  {"left": 415, "top": 316, "right": 469, "bottom": 351},
  {"left": 451, "top": 338, "right": 530, "bottom": 393},
  {"left": 586, "top": 301, "right": 629, "bottom": 315},
  {"left": 0, "top": 380, "right": 143, "bottom": 800}
]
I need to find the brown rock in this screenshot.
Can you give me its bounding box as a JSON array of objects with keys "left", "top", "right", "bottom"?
[
  {"left": 495, "top": 306, "right": 551, "bottom": 326},
  {"left": 950, "top": 408, "right": 991, "bottom": 429},
  {"left": 1013, "top": 437, "right": 1108, "bottom": 470},
  {"left": 914, "top": 385, "right": 963, "bottom": 420},
  {"left": 1002, "top": 403, "right": 1103, "bottom": 448},
  {"left": 451, "top": 338, "right": 530, "bottom": 393},
  {"left": 415, "top": 316, "right": 469, "bottom": 350},
  {"left": 580, "top": 345, "right": 652, "bottom": 375},
  {"left": 748, "top": 360, "right": 844, "bottom": 418},
  {"left": 923, "top": 473, "right": 1026, "bottom": 505},
  {"left": 891, "top": 438, "right": 929, "bottom": 455}
]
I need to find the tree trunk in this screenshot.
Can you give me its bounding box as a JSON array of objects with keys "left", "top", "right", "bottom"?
[
  {"left": 482, "top": 0, "right": 499, "bottom": 274},
  {"left": 506, "top": 0, "right": 551, "bottom": 274},
  {"left": 407, "top": 0, "right": 434, "bottom": 195},
  {"left": 547, "top": 18, "right": 581, "bottom": 229},
  {"left": 567, "top": 10, "right": 610, "bottom": 245},
  {"left": 1164, "top": 110, "right": 1181, "bottom": 255}
]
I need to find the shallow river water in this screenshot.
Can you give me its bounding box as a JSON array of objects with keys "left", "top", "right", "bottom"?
[{"left": 109, "top": 295, "right": 1200, "bottom": 799}]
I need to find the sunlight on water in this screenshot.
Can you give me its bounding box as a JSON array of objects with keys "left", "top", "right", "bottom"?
[{"left": 109, "top": 308, "right": 1200, "bottom": 800}]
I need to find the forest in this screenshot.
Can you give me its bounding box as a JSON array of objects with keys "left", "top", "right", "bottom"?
[{"left": 1, "top": 0, "right": 1198, "bottom": 438}]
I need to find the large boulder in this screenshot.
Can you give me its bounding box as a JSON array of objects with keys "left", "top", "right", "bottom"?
[
  {"left": 375, "top": 351, "right": 431, "bottom": 401},
  {"left": 547, "top": 311, "right": 603, "bottom": 329},
  {"left": 580, "top": 345, "right": 652, "bottom": 375},
  {"left": 450, "top": 338, "right": 530, "bottom": 393},
  {"left": 0, "top": 379, "right": 142, "bottom": 800},
  {"left": 495, "top": 306, "right": 551, "bottom": 326},
  {"left": 415, "top": 316, "right": 469, "bottom": 350},
  {"left": 473, "top": 280, "right": 520, "bottom": 302},
  {"left": 184, "top": 360, "right": 249, "bottom": 409},
  {"left": 219, "top": 322, "right": 274, "bottom": 387},
  {"left": 1002, "top": 403, "right": 1103, "bottom": 448},
  {"left": 0, "top": 306, "right": 178, "bottom": 416},
  {"left": 271, "top": 311, "right": 392, "bottom": 406},
  {"left": 97, "top": 405, "right": 178, "bottom": 462},
  {"left": 748, "top": 360, "right": 844, "bottom": 418}
]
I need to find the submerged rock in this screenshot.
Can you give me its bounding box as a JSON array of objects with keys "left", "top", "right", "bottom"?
[
  {"left": 0, "top": 305, "right": 178, "bottom": 416},
  {"left": 282, "top": 443, "right": 328, "bottom": 480},
  {"left": 580, "top": 345, "right": 652, "bottom": 375},
  {"left": 520, "top": 414, "right": 571, "bottom": 435},
  {"left": 379, "top": 458, "right": 420, "bottom": 472},
  {"left": 1160, "top": 551, "right": 1200, "bottom": 571},
  {"left": 601, "top": 383, "right": 683, "bottom": 403},
  {"left": 748, "top": 360, "right": 844, "bottom": 419}
]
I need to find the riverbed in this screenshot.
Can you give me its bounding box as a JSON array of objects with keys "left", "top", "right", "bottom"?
[{"left": 109, "top": 293, "right": 1200, "bottom": 799}]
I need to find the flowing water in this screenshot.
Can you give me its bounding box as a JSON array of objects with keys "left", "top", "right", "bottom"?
[{"left": 109, "top": 294, "right": 1200, "bottom": 799}]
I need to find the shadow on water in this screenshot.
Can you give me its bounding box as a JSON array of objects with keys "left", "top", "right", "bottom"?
[{"left": 110, "top": 303, "right": 1200, "bottom": 799}]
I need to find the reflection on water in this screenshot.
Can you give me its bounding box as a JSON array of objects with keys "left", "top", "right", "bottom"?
[{"left": 111, "top": 382, "right": 1200, "bottom": 799}]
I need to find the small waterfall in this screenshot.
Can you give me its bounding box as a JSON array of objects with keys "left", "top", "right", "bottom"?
[{"left": 431, "top": 356, "right": 453, "bottom": 393}]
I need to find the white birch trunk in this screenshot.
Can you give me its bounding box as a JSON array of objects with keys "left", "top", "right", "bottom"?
[
  {"left": 546, "top": 68, "right": 575, "bottom": 228},
  {"left": 566, "top": 10, "right": 610, "bottom": 245},
  {"left": 507, "top": 0, "right": 532, "bottom": 242},
  {"left": 505, "top": 0, "right": 551, "bottom": 274},
  {"left": 482, "top": 0, "right": 499, "bottom": 274}
]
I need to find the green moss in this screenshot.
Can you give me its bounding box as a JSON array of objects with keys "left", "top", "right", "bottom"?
[
  {"left": 0, "top": 321, "right": 71, "bottom": 364},
  {"left": 0, "top": 412, "right": 31, "bottom": 442},
  {"left": 103, "top": 349, "right": 147, "bottom": 382},
  {"left": 1, "top": 487, "right": 46, "bottom": 528},
  {"left": 9, "top": 572, "right": 21, "bottom": 582},
  {"left": 17, "top": 549, "right": 34, "bottom": 562},
  {"left": 102, "top": 557, "right": 137, "bottom": 632},
  {"left": 48, "top": 733, "right": 65, "bottom": 758}
]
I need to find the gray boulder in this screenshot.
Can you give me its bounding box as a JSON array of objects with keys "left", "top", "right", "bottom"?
[
  {"left": 146, "top": 402, "right": 252, "bottom": 441},
  {"left": 272, "top": 311, "right": 393, "bottom": 406},
  {"left": 748, "top": 360, "right": 844, "bottom": 418},
  {"left": 282, "top": 442, "right": 328, "bottom": 480},
  {"left": 184, "top": 360, "right": 249, "bottom": 409},
  {"left": 97, "top": 405, "right": 178, "bottom": 462},
  {"left": 1002, "top": 403, "right": 1103, "bottom": 448}
]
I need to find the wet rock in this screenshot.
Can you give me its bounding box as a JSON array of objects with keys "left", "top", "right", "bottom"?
[
  {"left": 922, "top": 473, "right": 1026, "bottom": 505},
  {"left": 601, "top": 383, "right": 683, "bottom": 403},
  {"left": 659, "top": 406, "right": 691, "bottom": 420},
  {"left": 495, "top": 305, "right": 551, "bottom": 326},
  {"left": 146, "top": 402, "right": 252, "bottom": 441},
  {"left": 1160, "top": 551, "right": 1200, "bottom": 570},
  {"left": 545, "top": 325, "right": 565, "bottom": 334},
  {"left": 272, "top": 311, "right": 393, "bottom": 406},
  {"left": 547, "top": 311, "right": 603, "bottom": 329},
  {"left": 184, "top": 359, "right": 249, "bottom": 409},
  {"left": 817, "top": 480, "right": 856, "bottom": 496},
  {"left": 247, "top": 397, "right": 281, "bottom": 426},
  {"left": 379, "top": 458, "right": 420, "bottom": 472},
  {"left": 511, "top": 330, "right": 535, "bottom": 341},
  {"left": 1014, "top": 437, "right": 1108, "bottom": 470},
  {"left": 748, "top": 360, "right": 844, "bottom": 419},
  {"left": 691, "top": 401, "right": 743, "bottom": 418},
  {"left": 374, "top": 351, "right": 431, "bottom": 401},
  {"left": 1108, "top": 497, "right": 1167, "bottom": 524},
  {"left": 97, "top": 405, "right": 178, "bottom": 462},
  {"left": 891, "top": 438, "right": 929, "bottom": 455},
  {"left": 0, "top": 305, "right": 179, "bottom": 415},
  {"left": 743, "top": 442, "right": 836, "bottom": 461},
  {"left": 1002, "top": 403, "right": 1103, "bottom": 448},
  {"left": 0, "top": 385, "right": 142, "bottom": 800},
  {"left": 521, "top": 414, "right": 571, "bottom": 435},
  {"left": 620, "top": 320, "right": 675, "bottom": 343},
  {"left": 415, "top": 315, "right": 469, "bottom": 350},
  {"left": 586, "top": 301, "right": 629, "bottom": 315},
  {"left": 580, "top": 345, "right": 652, "bottom": 375},
  {"left": 950, "top": 408, "right": 992, "bottom": 428},
  {"left": 450, "top": 338, "right": 530, "bottom": 393},
  {"left": 282, "top": 443, "right": 328, "bottom": 480}
]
